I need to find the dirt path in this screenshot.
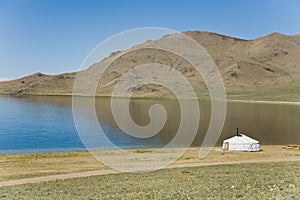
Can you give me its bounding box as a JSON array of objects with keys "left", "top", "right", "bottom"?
[{"left": 1, "top": 157, "right": 299, "bottom": 187}]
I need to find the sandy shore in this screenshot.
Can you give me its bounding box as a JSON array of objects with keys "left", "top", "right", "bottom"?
[{"left": 228, "top": 99, "right": 300, "bottom": 105}]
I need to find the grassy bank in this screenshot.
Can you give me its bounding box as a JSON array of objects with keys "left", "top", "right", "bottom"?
[
  {"left": 1, "top": 146, "right": 299, "bottom": 182},
  {"left": 0, "top": 151, "right": 105, "bottom": 182},
  {"left": 0, "top": 161, "right": 299, "bottom": 199}
]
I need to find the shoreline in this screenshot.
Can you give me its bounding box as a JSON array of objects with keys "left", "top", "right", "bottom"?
[
  {"left": 0, "top": 144, "right": 295, "bottom": 156},
  {"left": 1, "top": 94, "right": 300, "bottom": 104}
]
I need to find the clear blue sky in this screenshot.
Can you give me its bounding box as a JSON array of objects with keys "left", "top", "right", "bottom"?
[{"left": 1, "top": 0, "right": 300, "bottom": 80}]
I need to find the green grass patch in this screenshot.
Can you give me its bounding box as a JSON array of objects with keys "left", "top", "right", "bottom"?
[{"left": 0, "top": 162, "right": 299, "bottom": 199}]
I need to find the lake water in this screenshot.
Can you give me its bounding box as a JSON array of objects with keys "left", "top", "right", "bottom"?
[{"left": 0, "top": 96, "right": 299, "bottom": 154}]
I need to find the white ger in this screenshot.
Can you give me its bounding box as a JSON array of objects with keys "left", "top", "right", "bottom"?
[{"left": 222, "top": 129, "right": 261, "bottom": 152}]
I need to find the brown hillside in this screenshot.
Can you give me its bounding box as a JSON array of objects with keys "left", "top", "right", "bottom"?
[{"left": 0, "top": 31, "right": 299, "bottom": 101}]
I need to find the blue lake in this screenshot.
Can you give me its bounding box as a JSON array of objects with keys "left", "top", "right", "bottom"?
[{"left": 0, "top": 96, "right": 299, "bottom": 154}]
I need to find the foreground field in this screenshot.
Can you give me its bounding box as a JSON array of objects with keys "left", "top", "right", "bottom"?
[
  {"left": 0, "top": 146, "right": 299, "bottom": 199},
  {"left": 0, "top": 162, "right": 299, "bottom": 199},
  {"left": 0, "top": 146, "right": 299, "bottom": 183}
]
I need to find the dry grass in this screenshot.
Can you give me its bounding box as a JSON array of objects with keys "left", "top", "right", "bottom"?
[
  {"left": 0, "top": 151, "right": 106, "bottom": 181},
  {"left": 1, "top": 145, "right": 299, "bottom": 182}
]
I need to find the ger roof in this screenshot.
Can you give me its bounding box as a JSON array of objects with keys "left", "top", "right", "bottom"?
[{"left": 223, "top": 134, "right": 259, "bottom": 144}]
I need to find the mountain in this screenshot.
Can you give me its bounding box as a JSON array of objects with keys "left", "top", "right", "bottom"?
[{"left": 1, "top": 31, "right": 300, "bottom": 101}]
